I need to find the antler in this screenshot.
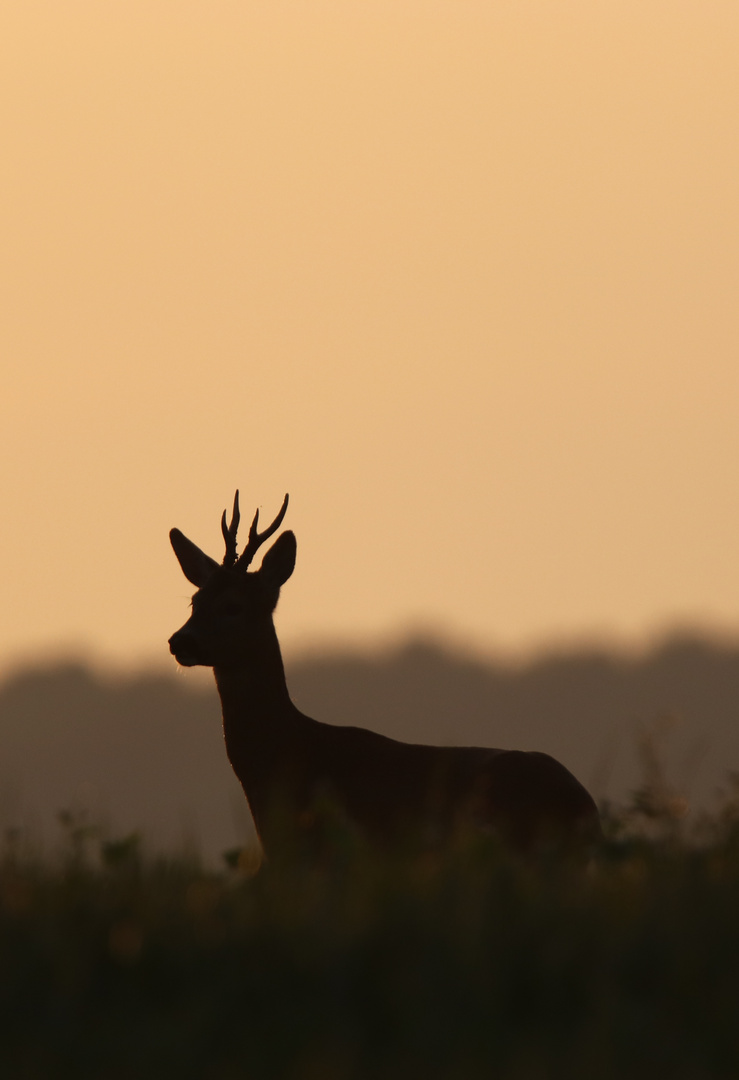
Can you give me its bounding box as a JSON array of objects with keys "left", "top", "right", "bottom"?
[
  {"left": 221, "top": 490, "right": 241, "bottom": 567},
  {"left": 236, "top": 493, "right": 290, "bottom": 571}
]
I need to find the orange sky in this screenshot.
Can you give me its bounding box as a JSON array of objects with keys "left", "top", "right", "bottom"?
[{"left": 2, "top": 2, "right": 739, "bottom": 673}]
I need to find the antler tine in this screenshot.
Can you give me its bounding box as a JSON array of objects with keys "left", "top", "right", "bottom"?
[
  {"left": 236, "top": 493, "right": 289, "bottom": 570},
  {"left": 221, "top": 490, "right": 241, "bottom": 567}
]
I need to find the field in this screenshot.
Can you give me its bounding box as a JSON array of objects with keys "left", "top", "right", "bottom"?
[{"left": 3, "top": 790, "right": 739, "bottom": 1080}]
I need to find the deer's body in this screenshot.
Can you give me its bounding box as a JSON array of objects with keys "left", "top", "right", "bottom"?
[{"left": 169, "top": 494, "right": 600, "bottom": 859}]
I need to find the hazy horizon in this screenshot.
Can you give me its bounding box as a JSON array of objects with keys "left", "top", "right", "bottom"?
[{"left": 6, "top": 629, "right": 739, "bottom": 860}]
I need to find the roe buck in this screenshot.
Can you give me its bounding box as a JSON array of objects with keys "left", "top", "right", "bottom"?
[{"left": 168, "top": 493, "right": 601, "bottom": 859}]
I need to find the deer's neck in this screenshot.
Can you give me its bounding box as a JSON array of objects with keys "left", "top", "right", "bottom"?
[{"left": 213, "top": 623, "right": 305, "bottom": 839}]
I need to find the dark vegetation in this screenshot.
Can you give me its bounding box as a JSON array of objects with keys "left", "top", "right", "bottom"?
[
  {"left": 4, "top": 633, "right": 739, "bottom": 1076},
  {"left": 3, "top": 790, "right": 739, "bottom": 1079}
]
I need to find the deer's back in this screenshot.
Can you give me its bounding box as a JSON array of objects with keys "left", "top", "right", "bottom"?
[{"left": 279, "top": 718, "right": 600, "bottom": 853}]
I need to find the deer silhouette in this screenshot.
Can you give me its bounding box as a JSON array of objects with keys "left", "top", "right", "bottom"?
[{"left": 168, "top": 493, "right": 601, "bottom": 860}]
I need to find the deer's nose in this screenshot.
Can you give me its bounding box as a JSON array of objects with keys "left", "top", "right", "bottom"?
[{"left": 169, "top": 627, "right": 200, "bottom": 666}]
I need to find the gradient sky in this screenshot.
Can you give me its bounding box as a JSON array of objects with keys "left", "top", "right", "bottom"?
[{"left": 2, "top": 2, "right": 739, "bottom": 673}]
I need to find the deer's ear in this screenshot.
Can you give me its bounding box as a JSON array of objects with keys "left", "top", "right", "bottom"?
[
  {"left": 170, "top": 529, "right": 220, "bottom": 587},
  {"left": 259, "top": 531, "right": 296, "bottom": 588}
]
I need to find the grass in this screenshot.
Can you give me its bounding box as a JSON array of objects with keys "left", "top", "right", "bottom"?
[{"left": 3, "top": 788, "right": 739, "bottom": 1079}]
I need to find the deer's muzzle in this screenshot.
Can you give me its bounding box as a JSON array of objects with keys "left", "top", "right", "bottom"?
[{"left": 168, "top": 626, "right": 206, "bottom": 667}]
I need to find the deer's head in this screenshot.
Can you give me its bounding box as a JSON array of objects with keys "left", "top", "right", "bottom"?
[{"left": 168, "top": 493, "right": 295, "bottom": 668}]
